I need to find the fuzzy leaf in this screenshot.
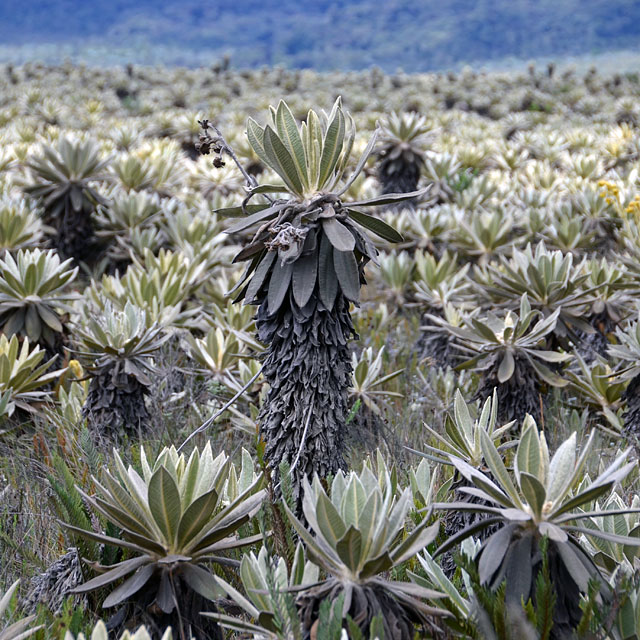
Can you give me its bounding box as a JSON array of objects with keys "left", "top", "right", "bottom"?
[
  {"left": 555, "top": 540, "right": 592, "bottom": 592},
  {"left": 316, "top": 490, "right": 347, "bottom": 548},
  {"left": 503, "top": 534, "right": 532, "bottom": 604},
  {"left": 225, "top": 204, "right": 284, "bottom": 234},
  {"left": 546, "top": 433, "right": 576, "bottom": 503},
  {"left": 215, "top": 203, "right": 271, "bottom": 218},
  {"left": 498, "top": 350, "right": 515, "bottom": 383},
  {"left": 181, "top": 563, "right": 224, "bottom": 601},
  {"left": 244, "top": 251, "right": 276, "bottom": 304},
  {"left": 291, "top": 249, "right": 318, "bottom": 308},
  {"left": 263, "top": 125, "right": 304, "bottom": 195},
  {"left": 322, "top": 217, "right": 356, "bottom": 252},
  {"left": 249, "top": 184, "right": 288, "bottom": 194},
  {"left": 336, "top": 525, "right": 363, "bottom": 572},
  {"left": 318, "top": 103, "right": 345, "bottom": 187},
  {"left": 347, "top": 186, "right": 430, "bottom": 207},
  {"left": 519, "top": 472, "right": 546, "bottom": 518},
  {"left": 478, "top": 525, "right": 515, "bottom": 584},
  {"left": 246, "top": 118, "right": 271, "bottom": 168},
  {"left": 72, "top": 556, "right": 151, "bottom": 594},
  {"left": 177, "top": 489, "right": 218, "bottom": 550},
  {"left": 275, "top": 101, "right": 309, "bottom": 190},
  {"left": 346, "top": 208, "right": 404, "bottom": 243},
  {"left": 333, "top": 248, "right": 360, "bottom": 303},
  {"left": 516, "top": 424, "right": 541, "bottom": 481},
  {"left": 267, "top": 259, "right": 293, "bottom": 315},
  {"left": 148, "top": 467, "right": 181, "bottom": 545},
  {"left": 102, "top": 564, "right": 155, "bottom": 608},
  {"left": 318, "top": 232, "right": 338, "bottom": 310}
]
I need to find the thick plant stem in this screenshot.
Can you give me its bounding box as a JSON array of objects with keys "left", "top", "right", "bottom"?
[
  {"left": 256, "top": 292, "right": 355, "bottom": 510},
  {"left": 83, "top": 367, "right": 150, "bottom": 437},
  {"left": 378, "top": 161, "right": 421, "bottom": 196},
  {"left": 476, "top": 363, "right": 543, "bottom": 425}
]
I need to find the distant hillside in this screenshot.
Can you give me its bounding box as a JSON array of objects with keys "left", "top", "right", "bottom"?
[{"left": 1, "top": 0, "right": 639, "bottom": 71}]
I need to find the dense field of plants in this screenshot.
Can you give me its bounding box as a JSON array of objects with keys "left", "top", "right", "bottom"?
[{"left": 1, "top": 61, "right": 640, "bottom": 639}]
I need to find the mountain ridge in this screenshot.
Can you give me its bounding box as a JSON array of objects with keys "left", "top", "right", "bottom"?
[{"left": 1, "top": 0, "right": 638, "bottom": 72}]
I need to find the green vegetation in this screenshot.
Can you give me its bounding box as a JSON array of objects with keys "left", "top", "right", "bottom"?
[{"left": 0, "top": 60, "right": 639, "bottom": 640}]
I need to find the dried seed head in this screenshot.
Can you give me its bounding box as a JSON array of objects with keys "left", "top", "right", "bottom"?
[{"left": 266, "top": 222, "right": 309, "bottom": 263}]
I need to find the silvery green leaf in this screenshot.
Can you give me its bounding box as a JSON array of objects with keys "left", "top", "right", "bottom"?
[
  {"left": 318, "top": 100, "right": 345, "bottom": 188},
  {"left": 538, "top": 521, "right": 568, "bottom": 542},
  {"left": 497, "top": 350, "right": 515, "bottom": 382},
  {"left": 275, "top": 100, "right": 309, "bottom": 191},
  {"left": 519, "top": 472, "right": 546, "bottom": 518},
  {"left": 546, "top": 432, "right": 577, "bottom": 503},
  {"left": 246, "top": 118, "right": 271, "bottom": 168},
  {"left": 478, "top": 525, "right": 515, "bottom": 584},
  {"left": 340, "top": 474, "right": 367, "bottom": 528},
  {"left": 453, "top": 390, "right": 474, "bottom": 449},
  {"left": 415, "top": 554, "right": 470, "bottom": 616},
  {"left": 248, "top": 184, "right": 288, "bottom": 194},
  {"left": 515, "top": 422, "right": 541, "bottom": 480},
  {"left": 480, "top": 430, "right": 524, "bottom": 510},
  {"left": 390, "top": 519, "right": 439, "bottom": 567},
  {"left": 347, "top": 186, "right": 430, "bottom": 207},
  {"left": 346, "top": 208, "right": 404, "bottom": 243},
  {"left": 225, "top": 203, "right": 284, "bottom": 234},
  {"left": 148, "top": 466, "right": 181, "bottom": 545},
  {"left": 336, "top": 525, "right": 363, "bottom": 572},
  {"left": 215, "top": 203, "right": 271, "bottom": 219},
  {"left": 316, "top": 490, "right": 347, "bottom": 548},
  {"left": 263, "top": 125, "right": 304, "bottom": 195}
]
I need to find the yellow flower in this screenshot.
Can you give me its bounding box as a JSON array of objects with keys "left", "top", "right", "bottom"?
[
  {"left": 68, "top": 359, "right": 84, "bottom": 379},
  {"left": 625, "top": 196, "right": 640, "bottom": 216}
]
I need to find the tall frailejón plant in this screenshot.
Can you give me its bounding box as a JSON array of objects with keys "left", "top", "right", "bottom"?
[
  {"left": 206, "top": 98, "right": 419, "bottom": 505},
  {"left": 23, "top": 137, "right": 108, "bottom": 262},
  {"left": 376, "top": 111, "right": 430, "bottom": 197}
]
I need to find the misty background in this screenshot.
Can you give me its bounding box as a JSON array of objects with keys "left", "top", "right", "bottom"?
[{"left": 1, "top": 0, "right": 639, "bottom": 72}]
